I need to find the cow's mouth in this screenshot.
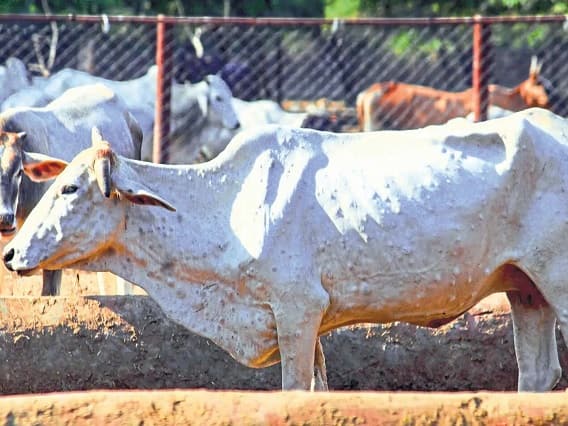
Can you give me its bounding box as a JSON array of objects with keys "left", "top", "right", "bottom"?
[
  {"left": 16, "top": 267, "right": 38, "bottom": 277},
  {"left": 0, "top": 227, "right": 16, "bottom": 237}
]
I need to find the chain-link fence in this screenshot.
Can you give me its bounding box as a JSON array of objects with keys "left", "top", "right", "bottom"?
[{"left": 0, "top": 14, "right": 567, "bottom": 163}]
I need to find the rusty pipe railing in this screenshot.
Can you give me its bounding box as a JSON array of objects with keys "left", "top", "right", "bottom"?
[
  {"left": 472, "top": 15, "right": 489, "bottom": 122},
  {"left": 153, "top": 14, "right": 173, "bottom": 164}
]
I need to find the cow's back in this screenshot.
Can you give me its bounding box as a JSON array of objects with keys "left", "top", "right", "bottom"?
[{"left": 44, "top": 84, "right": 141, "bottom": 159}]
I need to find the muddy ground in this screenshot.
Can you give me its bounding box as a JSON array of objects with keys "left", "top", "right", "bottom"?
[{"left": 0, "top": 271, "right": 567, "bottom": 423}]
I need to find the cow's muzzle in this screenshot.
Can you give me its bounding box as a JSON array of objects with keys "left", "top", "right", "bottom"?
[{"left": 2, "top": 247, "right": 35, "bottom": 276}]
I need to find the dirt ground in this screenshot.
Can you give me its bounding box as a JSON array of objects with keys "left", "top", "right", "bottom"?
[{"left": 1, "top": 271, "right": 567, "bottom": 424}]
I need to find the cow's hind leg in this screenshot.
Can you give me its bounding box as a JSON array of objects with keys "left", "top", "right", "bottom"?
[
  {"left": 41, "top": 269, "right": 62, "bottom": 296},
  {"left": 312, "top": 337, "right": 328, "bottom": 391},
  {"left": 507, "top": 288, "right": 561, "bottom": 391}
]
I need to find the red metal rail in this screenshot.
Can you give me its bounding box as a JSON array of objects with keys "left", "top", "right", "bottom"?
[
  {"left": 153, "top": 14, "right": 172, "bottom": 164},
  {"left": 472, "top": 15, "right": 489, "bottom": 122},
  {"left": 0, "top": 13, "right": 566, "bottom": 25}
]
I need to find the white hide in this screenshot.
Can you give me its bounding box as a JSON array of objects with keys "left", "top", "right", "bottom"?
[{"left": 5, "top": 108, "right": 568, "bottom": 391}]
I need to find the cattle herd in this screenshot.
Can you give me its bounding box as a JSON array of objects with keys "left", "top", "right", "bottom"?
[{"left": 0, "top": 54, "right": 566, "bottom": 392}]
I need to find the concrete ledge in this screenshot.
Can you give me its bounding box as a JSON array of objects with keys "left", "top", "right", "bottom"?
[
  {"left": 0, "top": 296, "right": 566, "bottom": 394},
  {"left": 1, "top": 389, "right": 568, "bottom": 425}
]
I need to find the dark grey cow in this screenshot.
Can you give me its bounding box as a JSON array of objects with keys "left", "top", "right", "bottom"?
[{"left": 0, "top": 83, "right": 142, "bottom": 295}]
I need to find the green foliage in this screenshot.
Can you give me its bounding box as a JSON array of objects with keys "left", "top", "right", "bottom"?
[
  {"left": 0, "top": 0, "right": 324, "bottom": 17},
  {"left": 353, "top": 0, "right": 565, "bottom": 17},
  {"left": 387, "top": 29, "right": 460, "bottom": 58},
  {"left": 389, "top": 30, "right": 414, "bottom": 56},
  {"left": 324, "top": 0, "right": 360, "bottom": 18}
]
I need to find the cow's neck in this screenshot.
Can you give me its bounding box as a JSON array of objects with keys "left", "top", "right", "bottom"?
[
  {"left": 169, "top": 89, "right": 208, "bottom": 141},
  {"left": 87, "top": 159, "right": 246, "bottom": 295},
  {"left": 85, "top": 161, "right": 248, "bottom": 340},
  {"left": 489, "top": 86, "right": 527, "bottom": 111}
]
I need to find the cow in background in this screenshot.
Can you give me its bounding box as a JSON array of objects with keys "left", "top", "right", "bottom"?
[
  {"left": 357, "top": 56, "right": 550, "bottom": 131},
  {"left": 174, "top": 97, "right": 349, "bottom": 164},
  {"left": 1, "top": 66, "right": 240, "bottom": 162}
]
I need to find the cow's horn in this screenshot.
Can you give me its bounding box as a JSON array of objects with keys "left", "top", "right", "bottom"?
[
  {"left": 94, "top": 146, "right": 113, "bottom": 198},
  {"left": 530, "top": 55, "right": 538, "bottom": 74},
  {"left": 91, "top": 126, "right": 104, "bottom": 147}
]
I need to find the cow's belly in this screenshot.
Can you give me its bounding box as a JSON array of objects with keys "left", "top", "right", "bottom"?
[
  {"left": 320, "top": 271, "right": 492, "bottom": 331},
  {"left": 316, "top": 220, "right": 511, "bottom": 331}
]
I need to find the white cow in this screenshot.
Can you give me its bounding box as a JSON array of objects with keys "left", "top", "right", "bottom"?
[
  {"left": 1, "top": 67, "right": 240, "bottom": 162},
  {"left": 178, "top": 97, "right": 308, "bottom": 163},
  {"left": 165, "top": 75, "right": 240, "bottom": 163},
  {"left": 4, "top": 108, "right": 568, "bottom": 391},
  {"left": 0, "top": 84, "right": 142, "bottom": 296},
  {"left": 233, "top": 98, "right": 308, "bottom": 128}
]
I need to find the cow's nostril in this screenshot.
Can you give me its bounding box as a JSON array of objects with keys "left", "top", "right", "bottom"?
[{"left": 3, "top": 248, "right": 14, "bottom": 264}]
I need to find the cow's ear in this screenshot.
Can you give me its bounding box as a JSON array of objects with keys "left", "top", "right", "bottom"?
[
  {"left": 113, "top": 173, "right": 176, "bottom": 211},
  {"left": 119, "top": 188, "right": 176, "bottom": 211},
  {"left": 22, "top": 152, "right": 68, "bottom": 182}
]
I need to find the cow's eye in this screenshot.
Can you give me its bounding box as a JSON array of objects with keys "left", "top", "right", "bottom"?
[
  {"left": 61, "top": 184, "right": 78, "bottom": 195},
  {"left": 16, "top": 169, "right": 23, "bottom": 178}
]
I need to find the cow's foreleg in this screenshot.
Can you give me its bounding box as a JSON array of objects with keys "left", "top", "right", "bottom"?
[
  {"left": 507, "top": 290, "right": 561, "bottom": 391},
  {"left": 41, "top": 269, "right": 62, "bottom": 296},
  {"left": 273, "top": 286, "right": 329, "bottom": 390}
]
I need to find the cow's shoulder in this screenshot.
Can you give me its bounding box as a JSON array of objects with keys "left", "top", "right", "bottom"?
[{"left": 217, "top": 125, "right": 323, "bottom": 165}]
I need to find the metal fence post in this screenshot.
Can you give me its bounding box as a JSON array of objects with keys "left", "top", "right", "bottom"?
[
  {"left": 472, "top": 15, "right": 490, "bottom": 122},
  {"left": 153, "top": 14, "right": 173, "bottom": 163}
]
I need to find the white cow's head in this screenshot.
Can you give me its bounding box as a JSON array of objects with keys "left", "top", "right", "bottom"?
[
  {"left": 0, "top": 130, "right": 67, "bottom": 239},
  {"left": 3, "top": 127, "right": 175, "bottom": 274},
  {"left": 196, "top": 74, "right": 240, "bottom": 130}
]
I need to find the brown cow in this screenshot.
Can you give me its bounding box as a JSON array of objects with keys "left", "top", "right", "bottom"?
[{"left": 357, "top": 56, "right": 550, "bottom": 131}]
